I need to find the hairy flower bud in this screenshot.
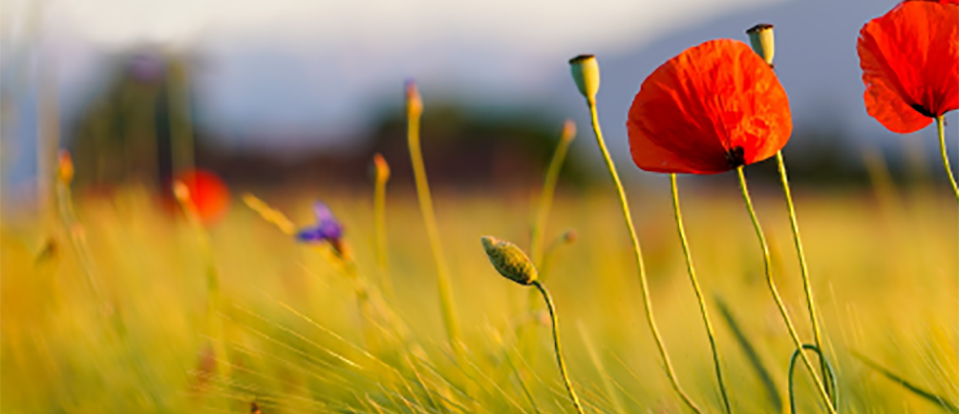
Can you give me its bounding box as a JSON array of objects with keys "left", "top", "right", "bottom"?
[{"left": 481, "top": 236, "right": 538, "bottom": 285}]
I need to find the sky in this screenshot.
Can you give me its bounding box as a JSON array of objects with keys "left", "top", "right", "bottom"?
[
  {"left": 3, "top": 0, "right": 956, "bottom": 198},
  {"left": 1, "top": 0, "right": 779, "bottom": 146}
]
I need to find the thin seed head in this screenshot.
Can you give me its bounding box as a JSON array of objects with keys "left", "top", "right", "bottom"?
[
  {"left": 57, "top": 150, "right": 74, "bottom": 184},
  {"left": 569, "top": 54, "right": 601, "bottom": 102},
  {"left": 373, "top": 153, "right": 391, "bottom": 182},
  {"left": 172, "top": 180, "right": 190, "bottom": 202},
  {"left": 561, "top": 119, "right": 577, "bottom": 143},
  {"left": 405, "top": 79, "right": 423, "bottom": 118},
  {"left": 481, "top": 236, "right": 538, "bottom": 285}
]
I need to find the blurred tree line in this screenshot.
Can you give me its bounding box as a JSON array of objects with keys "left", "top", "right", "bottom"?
[{"left": 68, "top": 48, "right": 917, "bottom": 196}]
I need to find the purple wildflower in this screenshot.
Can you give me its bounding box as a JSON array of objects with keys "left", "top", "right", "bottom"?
[{"left": 296, "top": 202, "right": 343, "bottom": 243}]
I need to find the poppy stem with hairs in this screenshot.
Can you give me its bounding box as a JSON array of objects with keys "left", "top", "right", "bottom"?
[
  {"left": 531, "top": 280, "right": 585, "bottom": 414},
  {"left": 671, "top": 173, "right": 733, "bottom": 414},
  {"left": 935, "top": 116, "right": 959, "bottom": 202},
  {"left": 735, "top": 166, "right": 837, "bottom": 414},
  {"left": 775, "top": 151, "right": 832, "bottom": 401},
  {"left": 405, "top": 81, "right": 462, "bottom": 352},
  {"left": 584, "top": 99, "right": 703, "bottom": 414}
]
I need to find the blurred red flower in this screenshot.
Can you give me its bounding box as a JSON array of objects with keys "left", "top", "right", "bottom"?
[
  {"left": 627, "top": 39, "right": 792, "bottom": 174},
  {"left": 174, "top": 169, "right": 230, "bottom": 225},
  {"left": 858, "top": 1, "right": 958, "bottom": 133}
]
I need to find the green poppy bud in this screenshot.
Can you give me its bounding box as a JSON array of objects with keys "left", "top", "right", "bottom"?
[{"left": 481, "top": 236, "right": 538, "bottom": 286}]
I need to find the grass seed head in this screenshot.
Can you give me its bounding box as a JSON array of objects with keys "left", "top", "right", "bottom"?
[
  {"left": 373, "top": 153, "right": 390, "bottom": 182},
  {"left": 561, "top": 119, "right": 577, "bottom": 143},
  {"left": 481, "top": 236, "right": 537, "bottom": 285},
  {"left": 405, "top": 79, "right": 423, "bottom": 118},
  {"left": 57, "top": 149, "right": 74, "bottom": 184}
]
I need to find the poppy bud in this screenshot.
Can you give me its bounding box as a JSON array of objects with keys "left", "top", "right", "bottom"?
[
  {"left": 569, "top": 55, "right": 601, "bottom": 103},
  {"left": 561, "top": 119, "right": 577, "bottom": 143},
  {"left": 746, "top": 24, "right": 775, "bottom": 68},
  {"left": 57, "top": 150, "right": 74, "bottom": 184},
  {"left": 405, "top": 79, "right": 423, "bottom": 118},
  {"left": 481, "top": 236, "right": 538, "bottom": 286}
]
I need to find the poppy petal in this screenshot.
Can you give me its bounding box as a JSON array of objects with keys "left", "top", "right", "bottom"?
[
  {"left": 627, "top": 39, "right": 792, "bottom": 174},
  {"left": 174, "top": 169, "right": 230, "bottom": 225},
  {"left": 858, "top": 2, "right": 958, "bottom": 133}
]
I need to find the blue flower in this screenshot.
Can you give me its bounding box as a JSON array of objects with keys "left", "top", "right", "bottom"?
[{"left": 296, "top": 202, "right": 344, "bottom": 244}]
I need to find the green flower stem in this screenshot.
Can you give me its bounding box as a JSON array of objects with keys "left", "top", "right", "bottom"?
[
  {"left": 671, "top": 174, "right": 732, "bottom": 414},
  {"left": 532, "top": 280, "right": 584, "bottom": 414},
  {"left": 775, "top": 151, "right": 831, "bottom": 401},
  {"left": 373, "top": 163, "right": 394, "bottom": 302},
  {"left": 936, "top": 116, "right": 959, "bottom": 202},
  {"left": 407, "top": 102, "right": 462, "bottom": 350},
  {"left": 586, "top": 99, "right": 702, "bottom": 413},
  {"left": 530, "top": 124, "right": 575, "bottom": 266},
  {"left": 735, "top": 166, "right": 836, "bottom": 414}
]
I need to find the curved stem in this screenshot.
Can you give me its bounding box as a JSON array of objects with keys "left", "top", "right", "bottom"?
[
  {"left": 935, "top": 116, "right": 959, "bottom": 202},
  {"left": 775, "top": 151, "right": 831, "bottom": 401},
  {"left": 586, "top": 99, "right": 702, "bottom": 413},
  {"left": 671, "top": 174, "right": 732, "bottom": 414},
  {"left": 789, "top": 345, "right": 839, "bottom": 414},
  {"left": 407, "top": 102, "right": 462, "bottom": 349},
  {"left": 736, "top": 167, "right": 837, "bottom": 414},
  {"left": 532, "top": 281, "right": 585, "bottom": 414}
]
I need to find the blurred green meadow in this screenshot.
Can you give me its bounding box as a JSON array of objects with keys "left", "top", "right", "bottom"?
[{"left": 2, "top": 173, "right": 956, "bottom": 412}]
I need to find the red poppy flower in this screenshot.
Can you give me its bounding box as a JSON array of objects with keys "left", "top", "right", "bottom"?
[
  {"left": 174, "top": 169, "right": 230, "bottom": 225},
  {"left": 858, "top": 1, "right": 958, "bottom": 133},
  {"left": 627, "top": 39, "right": 792, "bottom": 174},
  {"left": 905, "top": 0, "right": 958, "bottom": 5}
]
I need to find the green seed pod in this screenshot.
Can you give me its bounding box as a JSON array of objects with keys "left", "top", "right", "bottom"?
[
  {"left": 481, "top": 236, "right": 538, "bottom": 285},
  {"left": 569, "top": 54, "right": 600, "bottom": 103},
  {"left": 746, "top": 23, "right": 775, "bottom": 68}
]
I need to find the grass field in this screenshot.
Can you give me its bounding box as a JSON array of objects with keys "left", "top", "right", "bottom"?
[{"left": 2, "top": 169, "right": 956, "bottom": 413}]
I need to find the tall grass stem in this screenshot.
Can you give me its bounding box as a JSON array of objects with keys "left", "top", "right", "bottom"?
[
  {"left": 373, "top": 155, "right": 394, "bottom": 301},
  {"left": 530, "top": 121, "right": 575, "bottom": 266},
  {"left": 775, "top": 151, "right": 831, "bottom": 400},
  {"left": 670, "top": 174, "right": 732, "bottom": 414},
  {"left": 935, "top": 116, "right": 959, "bottom": 202},
  {"left": 735, "top": 166, "right": 836, "bottom": 414},
  {"left": 406, "top": 90, "right": 462, "bottom": 351},
  {"left": 532, "top": 280, "right": 584, "bottom": 414},
  {"left": 586, "top": 100, "right": 702, "bottom": 413}
]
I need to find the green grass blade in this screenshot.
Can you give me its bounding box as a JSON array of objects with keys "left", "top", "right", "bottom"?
[{"left": 853, "top": 351, "right": 959, "bottom": 413}]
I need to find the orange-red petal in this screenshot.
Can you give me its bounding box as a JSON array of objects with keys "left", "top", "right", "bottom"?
[
  {"left": 858, "top": 2, "right": 959, "bottom": 133},
  {"left": 627, "top": 39, "right": 792, "bottom": 174}
]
